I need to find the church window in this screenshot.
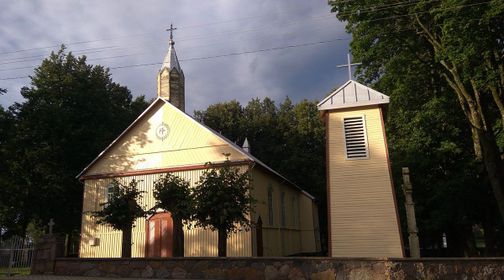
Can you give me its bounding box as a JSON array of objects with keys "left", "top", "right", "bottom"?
[
  {"left": 106, "top": 184, "right": 118, "bottom": 203},
  {"left": 280, "top": 192, "right": 286, "bottom": 227},
  {"left": 267, "top": 187, "right": 274, "bottom": 226},
  {"left": 292, "top": 195, "right": 298, "bottom": 227},
  {"left": 343, "top": 116, "right": 369, "bottom": 159}
]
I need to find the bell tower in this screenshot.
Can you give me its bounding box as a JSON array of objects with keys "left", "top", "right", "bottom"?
[
  {"left": 157, "top": 24, "right": 185, "bottom": 111},
  {"left": 318, "top": 80, "right": 403, "bottom": 258}
]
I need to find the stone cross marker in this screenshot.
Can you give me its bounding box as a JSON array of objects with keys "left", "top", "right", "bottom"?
[
  {"left": 336, "top": 53, "right": 362, "bottom": 80},
  {"left": 48, "top": 218, "right": 55, "bottom": 235},
  {"left": 402, "top": 167, "right": 420, "bottom": 258}
]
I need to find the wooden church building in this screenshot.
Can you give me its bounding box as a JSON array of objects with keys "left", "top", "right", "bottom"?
[{"left": 77, "top": 31, "right": 321, "bottom": 257}]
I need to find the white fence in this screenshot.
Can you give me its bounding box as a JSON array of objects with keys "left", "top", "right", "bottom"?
[{"left": 0, "top": 236, "right": 34, "bottom": 273}]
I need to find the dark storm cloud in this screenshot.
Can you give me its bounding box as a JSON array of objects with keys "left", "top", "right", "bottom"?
[{"left": 0, "top": 0, "right": 352, "bottom": 114}]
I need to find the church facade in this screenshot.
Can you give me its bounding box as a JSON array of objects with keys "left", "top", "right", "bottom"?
[{"left": 77, "top": 32, "right": 320, "bottom": 257}]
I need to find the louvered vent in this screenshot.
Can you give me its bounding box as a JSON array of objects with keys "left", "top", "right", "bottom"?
[{"left": 343, "top": 116, "right": 369, "bottom": 159}]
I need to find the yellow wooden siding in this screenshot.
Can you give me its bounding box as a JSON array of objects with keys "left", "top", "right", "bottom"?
[
  {"left": 84, "top": 101, "right": 247, "bottom": 176},
  {"left": 327, "top": 106, "right": 402, "bottom": 257},
  {"left": 79, "top": 170, "right": 251, "bottom": 257},
  {"left": 299, "top": 195, "right": 317, "bottom": 252},
  {"left": 250, "top": 168, "right": 317, "bottom": 256}
]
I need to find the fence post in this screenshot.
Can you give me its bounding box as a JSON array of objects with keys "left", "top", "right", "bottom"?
[
  {"left": 8, "top": 239, "right": 14, "bottom": 276},
  {"left": 402, "top": 167, "right": 421, "bottom": 258}
]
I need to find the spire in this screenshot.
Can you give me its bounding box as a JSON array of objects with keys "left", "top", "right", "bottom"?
[
  {"left": 162, "top": 24, "right": 182, "bottom": 73},
  {"left": 157, "top": 24, "right": 185, "bottom": 111},
  {"left": 242, "top": 137, "right": 250, "bottom": 153}
]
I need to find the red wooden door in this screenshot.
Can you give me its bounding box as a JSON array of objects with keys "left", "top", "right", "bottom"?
[{"left": 146, "top": 212, "right": 173, "bottom": 257}]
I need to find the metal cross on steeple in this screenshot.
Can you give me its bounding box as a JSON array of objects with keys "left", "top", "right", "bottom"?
[
  {"left": 166, "top": 23, "right": 177, "bottom": 41},
  {"left": 336, "top": 53, "right": 362, "bottom": 80}
]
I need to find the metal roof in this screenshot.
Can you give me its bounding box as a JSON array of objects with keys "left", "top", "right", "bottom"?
[
  {"left": 317, "top": 80, "right": 389, "bottom": 111},
  {"left": 161, "top": 39, "right": 183, "bottom": 74}
]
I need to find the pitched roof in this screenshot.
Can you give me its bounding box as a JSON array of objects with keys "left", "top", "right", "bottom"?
[
  {"left": 317, "top": 80, "right": 389, "bottom": 111},
  {"left": 77, "top": 98, "right": 315, "bottom": 200}
]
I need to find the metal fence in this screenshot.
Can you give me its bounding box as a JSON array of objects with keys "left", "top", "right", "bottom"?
[{"left": 0, "top": 236, "right": 34, "bottom": 274}]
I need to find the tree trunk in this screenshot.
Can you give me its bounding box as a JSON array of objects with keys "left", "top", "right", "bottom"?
[
  {"left": 478, "top": 129, "right": 504, "bottom": 222},
  {"left": 217, "top": 228, "right": 227, "bottom": 257},
  {"left": 462, "top": 225, "right": 478, "bottom": 257},
  {"left": 172, "top": 216, "right": 184, "bottom": 257},
  {"left": 121, "top": 226, "right": 132, "bottom": 258},
  {"left": 482, "top": 216, "right": 497, "bottom": 257},
  {"left": 417, "top": 18, "right": 504, "bottom": 223}
]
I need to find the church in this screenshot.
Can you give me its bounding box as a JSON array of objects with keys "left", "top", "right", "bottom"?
[{"left": 77, "top": 30, "right": 321, "bottom": 257}]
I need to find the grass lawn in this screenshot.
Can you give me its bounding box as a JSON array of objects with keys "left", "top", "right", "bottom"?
[{"left": 0, "top": 267, "right": 30, "bottom": 278}]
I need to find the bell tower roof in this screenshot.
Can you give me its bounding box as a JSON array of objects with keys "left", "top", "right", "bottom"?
[
  {"left": 157, "top": 24, "right": 185, "bottom": 111},
  {"left": 161, "top": 24, "right": 182, "bottom": 73}
]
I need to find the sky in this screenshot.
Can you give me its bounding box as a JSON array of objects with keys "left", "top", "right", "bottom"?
[{"left": 0, "top": 0, "right": 352, "bottom": 114}]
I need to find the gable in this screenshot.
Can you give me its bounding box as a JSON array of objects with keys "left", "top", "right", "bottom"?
[
  {"left": 80, "top": 99, "right": 249, "bottom": 178},
  {"left": 317, "top": 80, "right": 389, "bottom": 111}
]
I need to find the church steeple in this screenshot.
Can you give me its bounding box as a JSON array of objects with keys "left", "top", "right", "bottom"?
[{"left": 157, "top": 24, "right": 185, "bottom": 111}]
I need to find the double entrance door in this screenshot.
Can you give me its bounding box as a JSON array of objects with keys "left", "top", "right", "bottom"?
[{"left": 146, "top": 212, "right": 173, "bottom": 257}]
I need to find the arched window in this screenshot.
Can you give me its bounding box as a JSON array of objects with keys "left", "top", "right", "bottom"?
[
  {"left": 291, "top": 195, "right": 298, "bottom": 227},
  {"left": 280, "top": 192, "right": 286, "bottom": 227},
  {"left": 267, "top": 187, "right": 274, "bottom": 226}
]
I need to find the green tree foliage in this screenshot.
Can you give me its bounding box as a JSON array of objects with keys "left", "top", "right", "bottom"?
[
  {"left": 329, "top": 0, "right": 504, "bottom": 255},
  {"left": 93, "top": 179, "right": 147, "bottom": 258},
  {"left": 153, "top": 174, "right": 194, "bottom": 257},
  {"left": 0, "top": 104, "right": 15, "bottom": 235},
  {"left": 193, "top": 156, "right": 253, "bottom": 257},
  {"left": 0, "top": 47, "right": 149, "bottom": 238},
  {"left": 194, "top": 100, "right": 244, "bottom": 143},
  {"left": 194, "top": 97, "right": 327, "bottom": 251}
]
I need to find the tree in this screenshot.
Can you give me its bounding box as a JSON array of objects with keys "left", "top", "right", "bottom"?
[
  {"left": 192, "top": 156, "right": 253, "bottom": 257},
  {"left": 0, "top": 46, "right": 149, "bottom": 237},
  {"left": 194, "top": 100, "right": 244, "bottom": 143},
  {"left": 93, "top": 179, "right": 147, "bottom": 258},
  {"left": 153, "top": 174, "right": 194, "bottom": 257},
  {"left": 328, "top": 0, "right": 504, "bottom": 255},
  {"left": 0, "top": 103, "right": 16, "bottom": 237}
]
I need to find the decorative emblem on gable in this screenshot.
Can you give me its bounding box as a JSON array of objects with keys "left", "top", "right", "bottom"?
[{"left": 155, "top": 122, "right": 170, "bottom": 141}]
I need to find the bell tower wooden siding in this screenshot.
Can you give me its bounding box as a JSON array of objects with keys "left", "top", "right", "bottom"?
[
  {"left": 157, "top": 67, "right": 185, "bottom": 112},
  {"left": 325, "top": 107, "right": 402, "bottom": 257},
  {"left": 318, "top": 80, "right": 403, "bottom": 258}
]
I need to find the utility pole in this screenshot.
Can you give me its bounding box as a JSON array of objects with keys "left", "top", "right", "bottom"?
[{"left": 402, "top": 167, "right": 420, "bottom": 258}]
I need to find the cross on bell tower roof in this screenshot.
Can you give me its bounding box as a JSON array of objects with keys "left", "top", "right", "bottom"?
[
  {"left": 167, "top": 23, "right": 177, "bottom": 45},
  {"left": 162, "top": 23, "right": 182, "bottom": 73},
  {"left": 336, "top": 53, "right": 362, "bottom": 80}
]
